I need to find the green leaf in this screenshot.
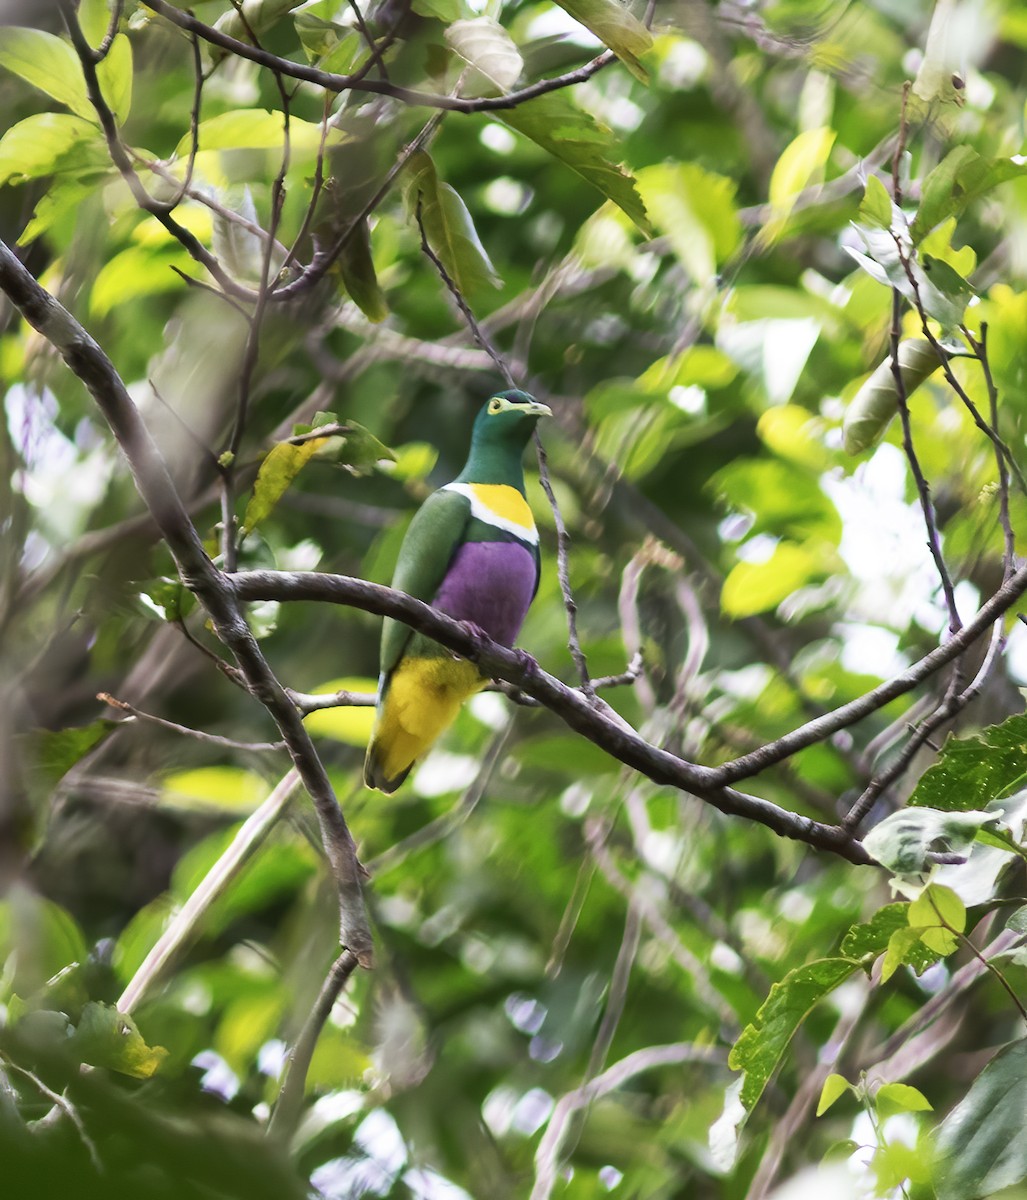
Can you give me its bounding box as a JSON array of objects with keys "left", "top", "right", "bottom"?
[
  {"left": 406, "top": 150, "right": 501, "bottom": 293},
  {"left": 847, "top": 224, "right": 972, "bottom": 331},
  {"left": 176, "top": 110, "right": 324, "bottom": 156},
  {"left": 0, "top": 887, "right": 89, "bottom": 999},
  {"left": 139, "top": 576, "right": 196, "bottom": 623},
  {"left": 859, "top": 174, "right": 893, "bottom": 229},
  {"left": 636, "top": 162, "right": 740, "bottom": 285},
  {"left": 302, "top": 678, "right": 377, "bottom": 747},
  {"left": 875, "top": 1082, "right": 933, "bottom": 1117},
  {"left": 339, "top": 217, "right": 388, "bottom": 323},
  {"left": 97, "top": 34, "right": 133, "bottom": 125},
  {"left": 729, "top": 958, "right": 858, "bottom": 1110},
  {"left": 214, "top": 0, "right": 309, "bottom": 47},
  {"left": 935, "top": 1038, "right": 1027, "bottom": 1200},
  {"left": 91, "top": 244, "right": 191, "bottom": 317},
  {"left": 909, "top": 884, "right": 966, "bottom": 935},
  {"left": 839, "top": 903, "right": 943, "bottom": 976},
  {"left": 161, "top": 767, "right": 270, "bottom": 812},
  {"left": 294, "top": 12, "right": 360, "bottom": 65},
  {"left": 843, "top": 339, "right": 940, "bottom": 454},
  {"left": 769, "top": 127, "right": 836, "bottom": 209},
  {"left": 242, "top": 425, "right": 337, "bottom": 534},
  {"left": 712, "top": 458, "right": 841, "bottom": 544},
  {"left": 863, "top": 807, "right": 999, "bottom": 876},
  {"left": 72, "top": 1001, "right": 169, "bottom": 1078},
  {"left": 494, "top": 93, "right": 650, "bottom": 234},
  {"left": 909, "top": 714, "right": 1027, "bottom": 812},
  {"left": 721, "top": 542, "right": 827, "bottom": 618},
  {"left": 881, "top": 925, "right": 936, "bottom": 982},
  {"left": 911, "top": 150, "right": 1027, "bottom": 242},
  {"left": 78, "top": 0, "right": 114, "bottom": 46},
  {"left": 410, "top": 0, "right": 468, "bottom": 19},
  {"left": 761, "top": 126, "right": 836, "bottom": 242},
  {"left": 25, "top": 719, "right": 118, "bottom": 787},
  {"left": 551, "top": 0, "right": 653, "bottom": 81},
  {"left": 911, "top": 146, "right": 980, "bottom": 242},
  {"left": 0, "top": 28, "right": 93, "bottom": 121},
  {"left": 817, "top": 1073, "right": 852, "bottom": 1116},
  {"left": 445, "top": 18, "right": 523, "bottom": 93},
  {"left": 0, "top": 113, "right": 103, "bottom": 187}
]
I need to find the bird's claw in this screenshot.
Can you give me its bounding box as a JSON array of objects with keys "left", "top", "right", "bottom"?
[{"left": 511, "top": 647, "right": 540, "bottom": 679}]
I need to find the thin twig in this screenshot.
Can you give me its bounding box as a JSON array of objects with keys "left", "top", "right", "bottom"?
[
  {"left": 98, "top": 692, "right": 286, "bottom": 751},
  {"left": 413, "top": 193, "right": 595, "bottom": 696},
  {"left": 144, "top": 0, "right": 616, "bottom": 115},
  {"left": 844, "top": 621, "right": 1007, "bottom": 829},
  {"left": 7, "top": 1061, "right": 102, "bottom": 1171},
  {"left": 0, "top": 239, "right": 373, "bottom": 964},
  {"left": 267, "top": 948, "right": 361, "bottom": 1141},
  {"left": 887, "top": 286, "right": 961, "bottom": 633},
  {"left": 530, "top": 1042, "right": 725, "bottom": 1200},
  {"left": 118, "top": 770, "right": 301, "bottom": 1012},
  {"left": 535, "top": 428, "right": 594, "bottom": 697}
]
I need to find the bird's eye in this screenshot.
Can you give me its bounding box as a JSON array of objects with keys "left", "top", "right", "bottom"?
[{"left": 488, "top": 398, "right": 503, "bottom": 414}]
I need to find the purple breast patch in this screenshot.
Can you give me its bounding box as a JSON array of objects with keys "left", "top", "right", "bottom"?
[{"left": 432, "top": 541, "right": 537, "bottom": 647}]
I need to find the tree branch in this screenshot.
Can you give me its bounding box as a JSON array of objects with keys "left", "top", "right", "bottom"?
[
  {"left": 143, "top": 0, "right": 615, "bottom": 114},
  {"left": 229, "top": 567, "right": 872, "bottom": 864},
  {"left": 0, "top": 239, "right": 373, "bottom": 966}
]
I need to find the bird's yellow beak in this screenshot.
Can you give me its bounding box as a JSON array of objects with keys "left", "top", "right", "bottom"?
[{"left": 524, "top": 400, "right": 552, "bottom": 417}]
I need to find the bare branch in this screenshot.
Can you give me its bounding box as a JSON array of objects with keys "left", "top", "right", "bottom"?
[
  {"left": 143, "top": 0, "right": 615, "bottom": 114},
  {"left": 230, "top": 566, "right": 873, "bottom": 863},
  {"left": 530, "top": 1041, "right": 726, "bottom": 1200},
  {"left": 0, "top": 239, "right": 373, "bottom": 965},
  {"left": 98, "top": 692, "right": 287, "bottom": 752},
  {"left": 267, "top": 948, "right": 361, "bottom": 1142},
  {"left": 117, "top": 770, "right": 301, "bottom": 1012}
]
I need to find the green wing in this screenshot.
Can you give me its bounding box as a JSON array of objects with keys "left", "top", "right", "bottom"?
[{"left": 380, "top": 487, "right": 471, "bottom": 677}]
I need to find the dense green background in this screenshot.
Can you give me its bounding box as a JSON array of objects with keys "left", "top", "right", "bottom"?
[{"left": 5, "top": 0, "right": 1027, "bottom": 1197}]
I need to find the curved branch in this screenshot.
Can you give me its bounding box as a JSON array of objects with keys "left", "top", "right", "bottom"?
[
  {"left": 713, "top": 564, "right": 1027, "bottom": 785},
  {"left": 230, "top": 568, "right": 872, "bottom": 865},
  {"left": 0, "top": 239, "right": 373, "bottom": 966},
  {"left": 143, "top": 0, "right": 614, "bottom": 113}
]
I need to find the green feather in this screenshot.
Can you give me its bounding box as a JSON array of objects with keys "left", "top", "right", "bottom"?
[{"left": 380, "top": 487, "right": 470, "bottom": 678}]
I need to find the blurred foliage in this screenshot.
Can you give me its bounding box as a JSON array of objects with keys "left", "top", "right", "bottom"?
[{"left": 4, "top": 0, "right": 1027, "bottom": 1198}]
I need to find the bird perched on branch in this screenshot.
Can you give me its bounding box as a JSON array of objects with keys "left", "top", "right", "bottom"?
[{"left": 363, "top": 389, "right": 551, "bottom": 792}]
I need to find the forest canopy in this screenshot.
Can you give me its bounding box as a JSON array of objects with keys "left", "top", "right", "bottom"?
[{"left": 4, "top": 0, "right": 1027, "bottom": 1198}]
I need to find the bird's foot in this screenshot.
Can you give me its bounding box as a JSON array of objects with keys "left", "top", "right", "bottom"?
[
  {"left": 455, "top": 620, "right": 492, "bottom": 662},
  {"left": 511, "top": 647, "right": 540, "bottom": 680}
]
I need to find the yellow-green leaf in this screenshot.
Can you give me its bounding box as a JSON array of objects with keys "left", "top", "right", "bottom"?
[
  {"left": 243, "top": 437, "right": 331, "bottom": 534},
  {"left": 721, "top": 542, "right": 825, "bottom": 618},
  {"left": 407, "top": 150, "right": 501, "bottom": 293},
  {"left": 552, "top": 0, "right": 653, "bottom": 82},
  {"left": 876, "top": 1082, "right": 934, "bottom": 1117},
  {"left": 0, "top": 28, "right": 93, "bottom": 122},
  {"left": 303, "top": 678, "right": 377, "bottom": 747},
  {"left": 817, "top": 1073, "right": 852, "bottom": 1116},
  {"left": 909, "top": 883, "right": 966, "bottom": 934},
  {"left": 73, "top": 1001, "right": 168, "bottom": 1078},
  {"left": 161, "top": 767, "right": 270, "bottom": 812}
]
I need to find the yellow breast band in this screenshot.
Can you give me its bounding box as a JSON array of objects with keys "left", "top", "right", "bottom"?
[{"left": 443, "top": 482, "right": 538, "bottom": 544}]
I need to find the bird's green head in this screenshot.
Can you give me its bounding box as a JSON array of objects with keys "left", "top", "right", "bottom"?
[{"left": 458, "top": 389, "right": 552, "bottom": 488}]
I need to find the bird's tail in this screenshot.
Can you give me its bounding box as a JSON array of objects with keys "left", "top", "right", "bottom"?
[
  {"left": 363, "top": 734, "right": 415, "bottom": 793},
  {"left": 363, "top": 656, "right": 484, "bottom": 792}
]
